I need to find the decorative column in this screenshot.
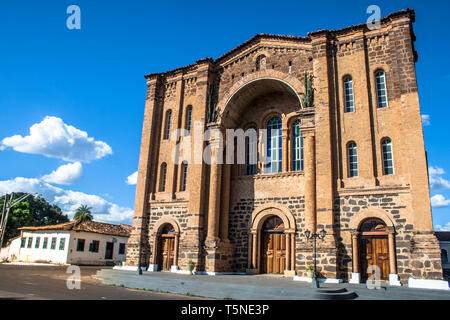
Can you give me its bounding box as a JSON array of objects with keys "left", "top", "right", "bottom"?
[
  {"left": 350, "top": 230, "right": 360, "bottom": 283},
  {"left": 206, "top": 130, "right": 222, "bottom": 242},
  {"left": 281, "top": 128, "right": 289, "bottom": 172},
  {"left": 388, "top": 228, "right": 401, "bottom": 286},
  {"left": 303, "top": 131, "right": 316, "bottom": 232},
  {"left": 173, "top": 233, "right": 179, "bottom": 267},
  {"left": 252, "top": 232, "right": 258, "bottom": 271},
  {"left": 291, "top": 233, "right": 296, "bottom": 271},
  {"left": 286, "top": 233, "right": 291, "bottom": 271},
  {"left": 205, "top": 124, "right": 233, "bottom": 273}
]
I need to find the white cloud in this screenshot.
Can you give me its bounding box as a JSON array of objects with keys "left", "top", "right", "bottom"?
[
  {"left": 435, "top": 222, "right": 450, "bottom": 231},
  {"left": 431, "top": 194, "right": 450, "bottom": 208},
  {"left": 126, "top": 171, "right": 138, "bottom": 185},
  {"left": 41, "top": 162, "right": 83, "bottom": 186},
  {"left": 421, "top": 114, "right": 431, "bottom": 126},
  {"left": 1, "top": 116, "right": 112, "bottom": 163},
  {"left": 0, "top": 177, "right": 133, "bottom": 224},
  {"left": 429, "top": 166, "right": 450, "bottom": 191}
]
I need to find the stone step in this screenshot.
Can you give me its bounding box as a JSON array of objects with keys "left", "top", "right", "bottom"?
[{"left": 312, "top": 288, "right": 358, "bottom": 300}]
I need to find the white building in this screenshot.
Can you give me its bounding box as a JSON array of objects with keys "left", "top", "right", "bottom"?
[
  {"left": 0, "top": 221, "right": 131, "bottom": 266},
  {"left": 436, "top": 232, "right": 450, "bottom": 281}
]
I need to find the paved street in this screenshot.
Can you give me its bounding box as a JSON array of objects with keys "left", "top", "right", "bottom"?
[{"left": 0, "top": 264, "right": 204, "bottom": 300}]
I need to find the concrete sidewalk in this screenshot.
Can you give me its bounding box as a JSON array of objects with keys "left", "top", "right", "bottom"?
[{"left": 95, "top": 269, "right": 450, "bottom": 300}]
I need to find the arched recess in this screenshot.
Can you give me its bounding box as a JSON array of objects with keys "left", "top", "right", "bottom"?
[
  {"left": 150, "top": 217, "right": 182, "bottom": 271},
  {"left": 349, "top": 208, "right": 395, "bottom": 231},
  {"left": 217, "top": 69, "right": 304, "bottom": 128},
  {"left": 248, "top": 203, "right": 297, "bottom": 274},
  {"left": 348, "top": 207, "right": 398, "bottom": 282}
]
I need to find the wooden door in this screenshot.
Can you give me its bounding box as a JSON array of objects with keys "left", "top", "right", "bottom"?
[
  {"left": 361, "top": 236, "right": 389, "bottom": 281},
  {"left": 105, "top": 242, "right": 114, "bottom": 260},
  {"left": 159, "top": 237, "right": 174, "bottom": 271},
  {"left": 261, "top": 232, "right": 286, "bottom": 274}
]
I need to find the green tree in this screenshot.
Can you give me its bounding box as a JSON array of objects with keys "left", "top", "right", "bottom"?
[
  {"left": 73, "top": 205, "right": 93, "bottom": 222},
  {"left": 0, "top": 193, "right": 69, "bottom": 247}
]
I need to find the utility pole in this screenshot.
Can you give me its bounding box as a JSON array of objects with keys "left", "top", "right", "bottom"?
[{"left": 0, "top": 193, "right": 35, "bottom": 248}]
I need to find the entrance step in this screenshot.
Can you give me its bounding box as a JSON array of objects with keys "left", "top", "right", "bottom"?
[{"left": 312, "top": 287, "right": 358, "bottom": 300}]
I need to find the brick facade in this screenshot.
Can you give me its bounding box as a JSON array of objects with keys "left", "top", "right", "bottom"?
[{"left": 126, "top": 9, "right": 443, "bottom": 284}]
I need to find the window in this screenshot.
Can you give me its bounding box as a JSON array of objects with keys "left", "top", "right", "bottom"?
[
  {"left": 256, "top": 55, "right": 266, "bottom": 71},
  {"left": 27, "top": 237, "right": 33, "bottom": 248},
  {"left": 77, "top": 239, "right": 85, "bottom": 252},
  {"left": 375, "top": 70, "right": 388, "bottom": 108},
  {"left": 159, "top": 163, "right": 167, "bottom": 192},
  {"left": 266, "top": 117, "right": 282, "bottom": 174},
  {"left": 35, "top": 237, "right": 41, "bottom": 249},
  {"left": 59, "top": 238, "right": 66, "bottom": 250},
  {"left": 245, "top": 127, "right": 257, "bottom": 175},
  {"left": 180, "top": 162, "right": 188, "bottom": 191},
  {"left": 381, "top": 138, "right": 394, "bottom": 175},
  {"left": 442, "top": 249, "right": 449, "bottom": 264},
  {"left": 292, "top": 120, "right": 303, "bottom": 171},
  {"left": 42, "top": 237, "right": 48, "bottom": 249},
  {"left": 163, "top": 110, "right": 172, "bottom": 139},
  {"left": 50, "top": 237, "right": 57, "bottom": 250},
  {"left": 20, "top": 237, "right": 26, "bottom": 248},
  {"left": 185, "top": 106, "right": 192, "bottom": 135},
  {"left": 344, "top": 76, "right": 355, "bottom": 112},
  {"left": 119, "top": 243, "right": 126, "bottom": 255},
  {"left": 347, "top": 142, "right": 358, "bottom": 177},
  {"left": 89, "top": 240, "right": 100, "bottom": 253}
]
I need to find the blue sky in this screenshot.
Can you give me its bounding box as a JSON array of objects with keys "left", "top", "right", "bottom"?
[{"left": 0, "top": 0, "right": 449, "bottom": 229}]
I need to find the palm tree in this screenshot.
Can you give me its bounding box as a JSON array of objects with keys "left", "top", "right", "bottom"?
[{"left": 73, "top": 205, "right": 93, "bottom": 222}]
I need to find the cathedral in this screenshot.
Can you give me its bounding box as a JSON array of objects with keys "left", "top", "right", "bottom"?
[{"left": 125, "top": 9, "right": 443, "bottom": 285}]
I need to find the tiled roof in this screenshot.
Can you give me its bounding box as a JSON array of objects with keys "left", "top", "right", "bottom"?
[
  {"left": 19, "top": 221, "right": 132, "bottom": 237},
  {"left": 436, "top": 232, "right": 450, "bottom": 242}
]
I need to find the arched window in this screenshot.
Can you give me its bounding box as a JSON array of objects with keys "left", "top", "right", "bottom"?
[
  {"left": 442, "top": 249, "right": 449, "bottom": 264},
  {"left": 159, "top": 163, "right": 167, "bottom": 192},
  {"left": 381, "top": 138, "right": 394, "bottom": 175},
  {"left": 375, "top": 70, "right": 388, "bottom": 108},
  {"left": 292, "top": 120, "right": 303, "bottom": 171},
  {"left": 164, "top": 110, "right": 172, "bottom": 140},
  {"left": 185, "top": 106, "right": 192, "bottom": 135},
  {"left": 347, "top": 142, "right": 358, "bottom": 178},
  {"left": 344, "top": 76, "right": 354, "bottom": 112},
  {"left": 256, "top": 55, "right": 267, "bottom": 71},
  {"left": 180, "top": 161, "right": 188, "bottom": 191},
  {"left": 266, "top": 117, "right": 282, "bottom": 174},
  {"left": 245, "top": 127, "right": 257, "bottom": 175}
]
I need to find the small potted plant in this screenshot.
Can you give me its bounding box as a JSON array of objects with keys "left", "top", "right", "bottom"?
[
  {"left": 306, "top": 265, "right": 315, "bottom": 278},
  {"left": 187, "top": 260, "right": 195, "bottom": 275}
]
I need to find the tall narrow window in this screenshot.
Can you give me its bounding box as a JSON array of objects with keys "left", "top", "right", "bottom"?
[
  {"left": 27, "top": 237, "right": 33, "bottom": 248},
  {"left": 35, "top": 237, "right": 41, "bottom": 248},
  {"left": 159, "top": 163, "right": 167, "bottom": 192},
  {"left": 381, "top": 138, "right": 394, "bottom": 175},
  {"left": 266, "top": 117, "right": 282, "bottom": 174},
  {"left": 181, "top": 161, "right": 188, "bottom": 191},
  {"left": 347, "top": 142, "right": 358, "bottom": 177},
  {"left": 292, "top": 120, "right": 303, "bottom": 171},
  {"left": 42, "top": 237, "right": 48, "bottom": 249},
  {"left": 344, "top": 76, "right": 355, "bottom": 112},
  {"left": 164, "top": 110, "right": 172, "bottom": 139},
  {"left": 245, "top": 127, "right": 257, "bottom": 175},
  {"left": 375, "top": 70, "right": 388, "bottom": 108},
  {"left": 185, "top": 106, "right": 192, "bottom": 135},
  {"left": 59, "top": 238, "right": 66, "bottom": 250}
]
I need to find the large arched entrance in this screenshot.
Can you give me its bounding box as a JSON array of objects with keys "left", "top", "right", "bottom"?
[
  {"left": 359, "top": 218, "right": 390, "bottom": 281},
  {"left": 157, "top": 224, "right": 176, "bottom": 271},
  {"left": 260, "top": 216, "right": 286, "bottom": 274}
]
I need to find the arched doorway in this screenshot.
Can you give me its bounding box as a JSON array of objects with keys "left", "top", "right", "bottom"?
[
  {"left": 359, "top": 218, "right": 390, "bottom": 281},
  {"left": 260, "top": 216, "right": 286, "bottom": 274},
  {"left": 157, "top": 224, "right": 176, "bottom": 271}
]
